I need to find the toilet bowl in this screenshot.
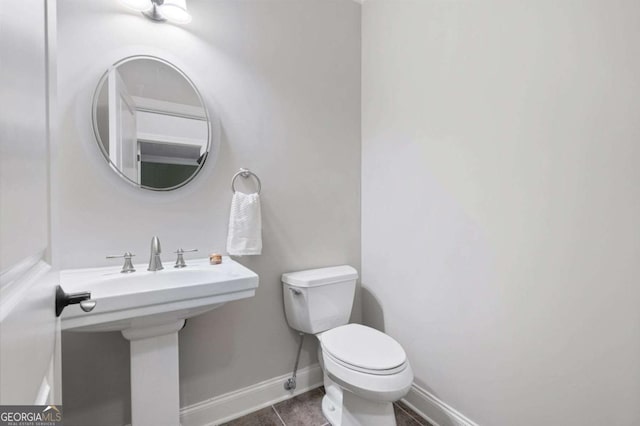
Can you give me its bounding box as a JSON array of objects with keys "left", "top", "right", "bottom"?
[
  {"left": 282, "top": 266, "right": 413, "bottom": 426},
  {"left": 318, "top": 324, "right": 413, "bottom": 426}
]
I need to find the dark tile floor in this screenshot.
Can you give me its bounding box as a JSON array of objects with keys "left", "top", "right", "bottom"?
[{"left": 220, "top": 387, "right": 432, "bottom": 426}]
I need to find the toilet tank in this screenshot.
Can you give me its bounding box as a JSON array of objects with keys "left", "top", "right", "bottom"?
[{"left": 282, "top": 265, "right": 358, "bottom": 334}]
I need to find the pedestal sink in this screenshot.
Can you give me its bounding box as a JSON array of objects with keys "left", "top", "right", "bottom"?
[{"left": 60, "top": 257, "right": 259, "bottom": 426}]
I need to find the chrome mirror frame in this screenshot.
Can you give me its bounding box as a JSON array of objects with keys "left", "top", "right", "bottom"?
[{"left": 91, "top": 55, "right": 212, "bottom": 191}]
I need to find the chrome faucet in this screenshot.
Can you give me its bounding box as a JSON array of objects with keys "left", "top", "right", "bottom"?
[{"left": 148, "top": 236, "right": 164, "bottom": 271}]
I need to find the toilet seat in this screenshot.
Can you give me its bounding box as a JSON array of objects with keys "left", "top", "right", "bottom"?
[
  {"left": 319, "top": 324, "right": 407, "bottom": 375},
  {"left": 323, "top": 348, "right": 408, "bottom": 376}
]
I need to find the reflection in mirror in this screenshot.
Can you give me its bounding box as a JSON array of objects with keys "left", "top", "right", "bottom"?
[{"left": 93, "top": 56, "right": 210, "bottom": 190}]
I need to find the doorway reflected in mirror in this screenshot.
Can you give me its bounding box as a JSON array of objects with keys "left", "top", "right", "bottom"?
[{"left": 92, "top": 56, "right": 211, "bottom": 190}]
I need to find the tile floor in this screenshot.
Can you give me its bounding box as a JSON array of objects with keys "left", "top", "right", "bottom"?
[{"left": 220, "top": 387, "right": 432, "bottom": 426}]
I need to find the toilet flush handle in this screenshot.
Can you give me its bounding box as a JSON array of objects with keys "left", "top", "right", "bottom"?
[{"left": 288, "top": 287, "right": 302, "bottom": 296}]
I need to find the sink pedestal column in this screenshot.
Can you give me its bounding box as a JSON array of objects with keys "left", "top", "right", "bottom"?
[{"left": 122, "top": 320, "right": 185, "bottom": 426}]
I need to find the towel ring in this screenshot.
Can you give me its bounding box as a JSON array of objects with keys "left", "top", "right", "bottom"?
[{"left": 231, "top": 168, "right": 261, "bottom": 194}]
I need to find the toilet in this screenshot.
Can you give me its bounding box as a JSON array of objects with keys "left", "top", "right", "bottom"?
[{"left": 282, "top": 266, "right": 413, "bottom": 426}]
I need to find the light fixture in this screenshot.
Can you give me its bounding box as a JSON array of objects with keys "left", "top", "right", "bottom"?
[
  {"left": 120, "top": 0, "right": 192, "bottom": 24},
  {"left": 119, "top": 0, "right": 152, "bottom": 11},
  {"left": 160, "top": 0, "right": 192, "bottom": 24}
]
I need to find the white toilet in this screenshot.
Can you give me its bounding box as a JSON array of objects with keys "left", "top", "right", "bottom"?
[{"left": 282, "top": 265, "right": 413, "bottom": 426}]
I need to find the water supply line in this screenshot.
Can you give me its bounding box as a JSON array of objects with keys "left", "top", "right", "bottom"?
[{"left": 284, "top": 333, "right": 305, "bottom": 391}]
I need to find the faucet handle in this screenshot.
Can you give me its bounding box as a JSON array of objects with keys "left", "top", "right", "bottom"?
[
  {"left": 106, "top": 252, "right": 136, "bottom": 273},
  {"left": 174, "top": 248, "right": 198, "bottom": 268}
]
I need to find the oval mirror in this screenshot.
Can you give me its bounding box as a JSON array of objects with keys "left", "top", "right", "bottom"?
[{"left": 92, "top": 56, "right": 210, "bottom": 191}]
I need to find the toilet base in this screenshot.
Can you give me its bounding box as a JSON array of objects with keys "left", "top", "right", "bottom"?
[{"left": 322, "top": 376, "right": 397, "bottom": 426}]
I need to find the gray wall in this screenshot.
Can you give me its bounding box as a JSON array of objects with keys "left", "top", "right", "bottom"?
[
  {"left": 54, "top": 1, "right": 361, "bottom": 424},
  {"left": 362, "top": 1, "right": 640, "bottom": 425}
]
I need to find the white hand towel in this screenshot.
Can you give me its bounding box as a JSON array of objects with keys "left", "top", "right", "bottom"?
[{"left": 226, "top": 192, "right": 262, "bottom": 256}]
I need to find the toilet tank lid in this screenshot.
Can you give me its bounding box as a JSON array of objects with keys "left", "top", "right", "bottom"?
[{"left": 282, "top": 265, "right": 358, "bottom": 287}]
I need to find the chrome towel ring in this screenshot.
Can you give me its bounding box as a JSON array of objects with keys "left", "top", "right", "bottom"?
[{"left": 231, "top": 168, "right": 261, "bottom": 194}]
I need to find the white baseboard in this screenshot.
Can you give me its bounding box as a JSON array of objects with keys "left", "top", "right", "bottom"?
[
  {"left": 180, "top": 364, "right": 324, "bottom": 426},
  {"left": 178, "top": 366, "right": 477, "bottom": 426},
  {"left": 402, "top": 384, "right": 478, "bottom": 426}
]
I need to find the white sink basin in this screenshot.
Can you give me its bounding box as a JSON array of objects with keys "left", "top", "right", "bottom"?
[
  {"left": 61, "top": 257, "right": 258, "bottom": 332},
  {"left": 59, "top": 256, "right": 258, "bottom": 426}
]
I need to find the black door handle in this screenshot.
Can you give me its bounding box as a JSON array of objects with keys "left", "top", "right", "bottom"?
[{"left": 55, "top": 285, "right": 95, "bottom": 317}]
